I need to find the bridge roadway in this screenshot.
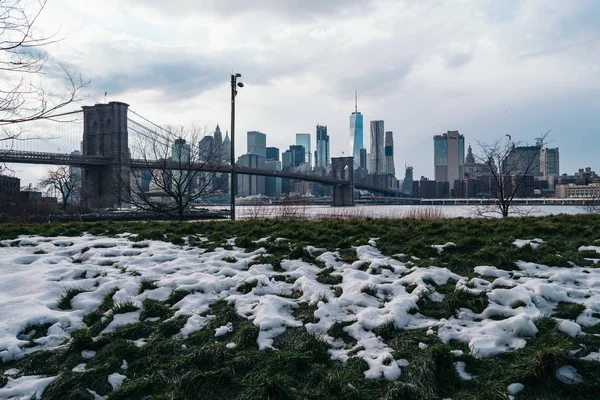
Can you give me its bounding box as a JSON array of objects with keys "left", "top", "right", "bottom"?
[{"left": 0, "top": 150, "right": 400, "bottom": 196}]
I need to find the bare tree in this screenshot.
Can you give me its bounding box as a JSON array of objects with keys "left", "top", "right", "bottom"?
[
  {"left": 38, "top": 165, "right": 79, "bottom": 209},
  {"left": 473, "top": 131, "right": 549, "bottom": 218},
  {"left": 1, "top": 0, "right": 88, "bottom": 133},
  {"left": 122, "top": 125, "right": 228, "bottom": 221}
]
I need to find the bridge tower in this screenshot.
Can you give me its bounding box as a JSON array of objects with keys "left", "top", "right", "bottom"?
[
  {"left": 331, "top": 157, "right": 354, "bottom": 206},
  {"left": 81, "top": 101, "right": 130, "bottom": 208}
]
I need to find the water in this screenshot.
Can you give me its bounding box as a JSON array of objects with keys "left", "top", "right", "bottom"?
[{"left": 233, "top": 204, "right": 587, "bottom": 220}]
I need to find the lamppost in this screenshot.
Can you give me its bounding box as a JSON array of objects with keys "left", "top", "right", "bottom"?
[{"left": 230, "top": 73, "right": 244, "bottom": 221}]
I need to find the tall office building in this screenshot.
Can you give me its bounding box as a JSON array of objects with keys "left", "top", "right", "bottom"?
[
  {"left": 289, "top": 145, "right": 306, "bottom": 168},
  {"left": 316, "top": 125, "right": 330, "bottom": 167},
  {"left": 265, "top": 159, "right": 282, "bottom": 197},
  {"left": 502, "top": 145, "right": 542, "bottom": 176},
  {"left": 171, "top": 138, "right": 192, "bottom": 194},
  {"left": 282, "top": 150, "right": 292, "bottom": 168},
  {"left": 384, "top": 131, "right": 395, "bottom": 176},
  {"left": 212, "top": 124, "right": 223, "bottom": 161},
  {"left": 198, "top": 136, "right": 213, "bottom": 161},
  {"left": 222, "top": 131, "right": 231, "bottom": 163},
  {"left": 296, "top": 133, "right": 311, "bottom": 167},
  {"left": 214, "top": 124, "right": 223, "bottom": 144},
  {"left": 402, "top": 166, "right": 414, "bottom": 196},
  {"left": 173, "top": 138, "right": 191, "bottom": 162},
  {"left": 350, "top": 91, "right": 363, "bottom": 169},
  {"left": 541, "top": 147, "right": 559, "bottom": 176},
  {"left": 247, "top": 131, "right": 266, "bottom": 158},
  {"left": 433, "top": 131, "right": 465, "bottom": 192},
  {"left": 359, "top": 148, "right": 368, "bottom": 170},
  {"left": 369, "top": 120, "right": 385, "bottom": 174},
  {"left": 237, "top": 154, "right": 265, "bottom": 197},
  {"left": 266, "top": 147, "right": 280, "bottom": 161}
]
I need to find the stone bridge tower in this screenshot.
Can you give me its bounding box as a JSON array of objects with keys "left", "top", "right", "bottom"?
[
  {"left": 81, "top": 101, "right": 130, "bottom": 208},
  {"left": 331, "top": 156, "right": 354, "bottom": 206}
]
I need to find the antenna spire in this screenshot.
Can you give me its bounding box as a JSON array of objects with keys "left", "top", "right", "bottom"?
[{"left": 354, "top": 90, "right": 358, "bottom": 113}]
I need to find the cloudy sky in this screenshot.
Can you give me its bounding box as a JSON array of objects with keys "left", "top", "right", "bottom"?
[{"left": 9, "top": 0, "right": 600, "bottom": 184}]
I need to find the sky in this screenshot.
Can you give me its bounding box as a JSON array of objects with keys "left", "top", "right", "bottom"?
[{"left": 6, "top": 0, "right": 600, "bottom": 185}]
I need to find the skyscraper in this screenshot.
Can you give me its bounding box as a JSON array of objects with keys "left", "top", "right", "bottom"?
[
  {"left": 247, "top": 131, "right": 266, "bottom": 158},
  {"left": 359, "top": 148, "right": 367, "bottom": 171},
  {"left": 296, "top": 133, "right": 311, "bottom": 167},
  {"left": 541, "top": 147, "right": 559, "bottom": 176},
  {"left": 369, "top": 120, "right": 385, "bottom": 174},
  {"left": 384, "top": 131, "right": 395, "bottom": 176},
  {"left": 433, "top": 131, "right": 465, "bottom": 192},
  {"left": 402, "top": 166, "right": 413, "bottom": 196},
  {"left": 198, "top": 136, "right": 213, "bottom": 161},
  {"left": 173, "top": 138, "right": 191, "bottom": 162},
  {"left": 213, "top": 124, "right": 223, "bottom": 161},
  {"left": 501, "top": 145, "right": 542, "bottom": 176},
  {"left": 289, "top": 145, "right": 305, "bottom": 168},
  {"left": 214, "top": 124, "right": 223, "bottom": 144},
  {"left": 222, "top": 131, "right": 231, "bottom": 164},
  {"left": 266, "top": 147, "right": 280, "bottom": 161},
  {"left": 350, "top": 91, "right": 363, "bottom": 169},
  {"left": 315, "top": 125, "right": 329, "bottom": 167}
]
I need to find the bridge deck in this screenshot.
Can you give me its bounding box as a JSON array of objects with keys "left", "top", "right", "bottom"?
[{"left": 0, "top": 150, "right": 402, "bottom": 195}]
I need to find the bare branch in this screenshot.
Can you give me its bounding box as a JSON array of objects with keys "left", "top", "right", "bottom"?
[{"left": 1, "top": 1, "right": 89, "bottom": 129}]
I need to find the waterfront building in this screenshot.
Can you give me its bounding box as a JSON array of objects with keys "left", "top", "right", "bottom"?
[
  {"left": 237, "top": 154, "right": 265, "bottom": 197},
  {"left": 369, "top": 120, "right": 385, "bottom": 174},
  {"left": 401, "top": 166, "right": 413, "bottom": 196},
  {"left": 350, "top": 91, "right": 363, "bottom": 169},
  {"left": 266, "top": 147, "right": 280, "bottom": 161},
  {"left": 289, "top": 145, "right": 306, "bottom": 168},
  {"left": 541, "top": 147, "right": 559, "bottom": 177},
  {"left": 247, "top": 131, "right": 267, "bottom": 158},
  {"left": 265, "top": 159, "right": 282, "bottom": 197},
  {"left": 359, "top": 148, "right": 368, "bottom": 171},
  {"left": 384, "top": 131, "right": 395, "bottom": 176},
  {"left": 316, "top": 125, "right": 330, "bottom": 167},
  {"left": 296, "top": 133, "right": 312, "bottom": 167},
  {"left": 433, "top": 131, "right": 465, "bottom": 193}
]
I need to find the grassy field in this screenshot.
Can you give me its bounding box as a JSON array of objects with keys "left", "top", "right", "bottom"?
[{"left": 1, "top": 214, "right": 600, "bottom": 399}]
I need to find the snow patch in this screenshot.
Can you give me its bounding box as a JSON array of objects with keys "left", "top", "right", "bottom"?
[
  {"left": 555, "top": 365, "right": 583, "bottom": 384},
  {"left": 108, "top": 372, "right": 127, "bottom": 390},
  {"left": 454, "top": 361, "right": 473, "bottom": 381},
  {"left": 513, "top": 238, "right": 544, "bottom": 249}
]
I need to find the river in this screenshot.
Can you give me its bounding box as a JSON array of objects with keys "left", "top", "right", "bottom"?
[{"left": 233, "top": 204, "right": 588, "bottom": 220}]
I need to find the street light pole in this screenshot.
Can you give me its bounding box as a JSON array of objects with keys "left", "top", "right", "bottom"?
[{"left": 230, "top": 73, "right": 243, "bottom": 221}]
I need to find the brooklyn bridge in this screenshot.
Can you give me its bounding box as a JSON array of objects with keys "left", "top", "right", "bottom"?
[{"left": 0, "top": 101, "right": 403, "bottom": 207}]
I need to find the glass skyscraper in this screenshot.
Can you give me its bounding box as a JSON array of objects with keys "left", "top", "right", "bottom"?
[
  {"left": 350, "top": 111, "right": 363, "bottom": 169},
  {"left": 433, "top": 131, "right": 465, "bottom": 193},
  {"left": 295, "top": 133, "right": 311, "bottom": 167},
  {"left": 369, "top": 120, "right": 385, "bottom": 174},
  {"left": 316, "top": 125, "right": 329, "bottom": 167},
  {"left": 247, "top": 131, "right": 266, "bottom": 158}
]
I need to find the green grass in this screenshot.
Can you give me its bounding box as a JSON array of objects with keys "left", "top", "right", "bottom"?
[
  {"left": 552, "top": 302, "right": 586, "bottom": 320},
  {"left": 2, "top": 215, "right": 600, "bottom": 399},
  {"left": 138, "top": 279, "right": 158, "bottom": 294},
  {"left": 56, "top": 286, "right": 90, "bottom": 310},
  {"left": 237, "top": 280, "right": 258, "bottom": 294}
]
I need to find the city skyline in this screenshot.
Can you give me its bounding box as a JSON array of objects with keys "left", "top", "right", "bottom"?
[{"left": 5, "top": 0, "right": 600, "bottom": 186}]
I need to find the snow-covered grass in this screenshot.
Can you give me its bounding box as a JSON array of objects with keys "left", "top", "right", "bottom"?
[{"left": 1, "top": 215, "right": 600, "bottom": 399}]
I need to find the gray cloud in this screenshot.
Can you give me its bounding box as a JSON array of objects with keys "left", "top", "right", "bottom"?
[
  {"left": 443, "top": 49, "right": 473, "bottom": 69},
  {"left": 133, "top": 0, "right": 371, "bottom": 19},
  {"left": 25, "top": 0, "right": 600, "bottom": 184}
]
